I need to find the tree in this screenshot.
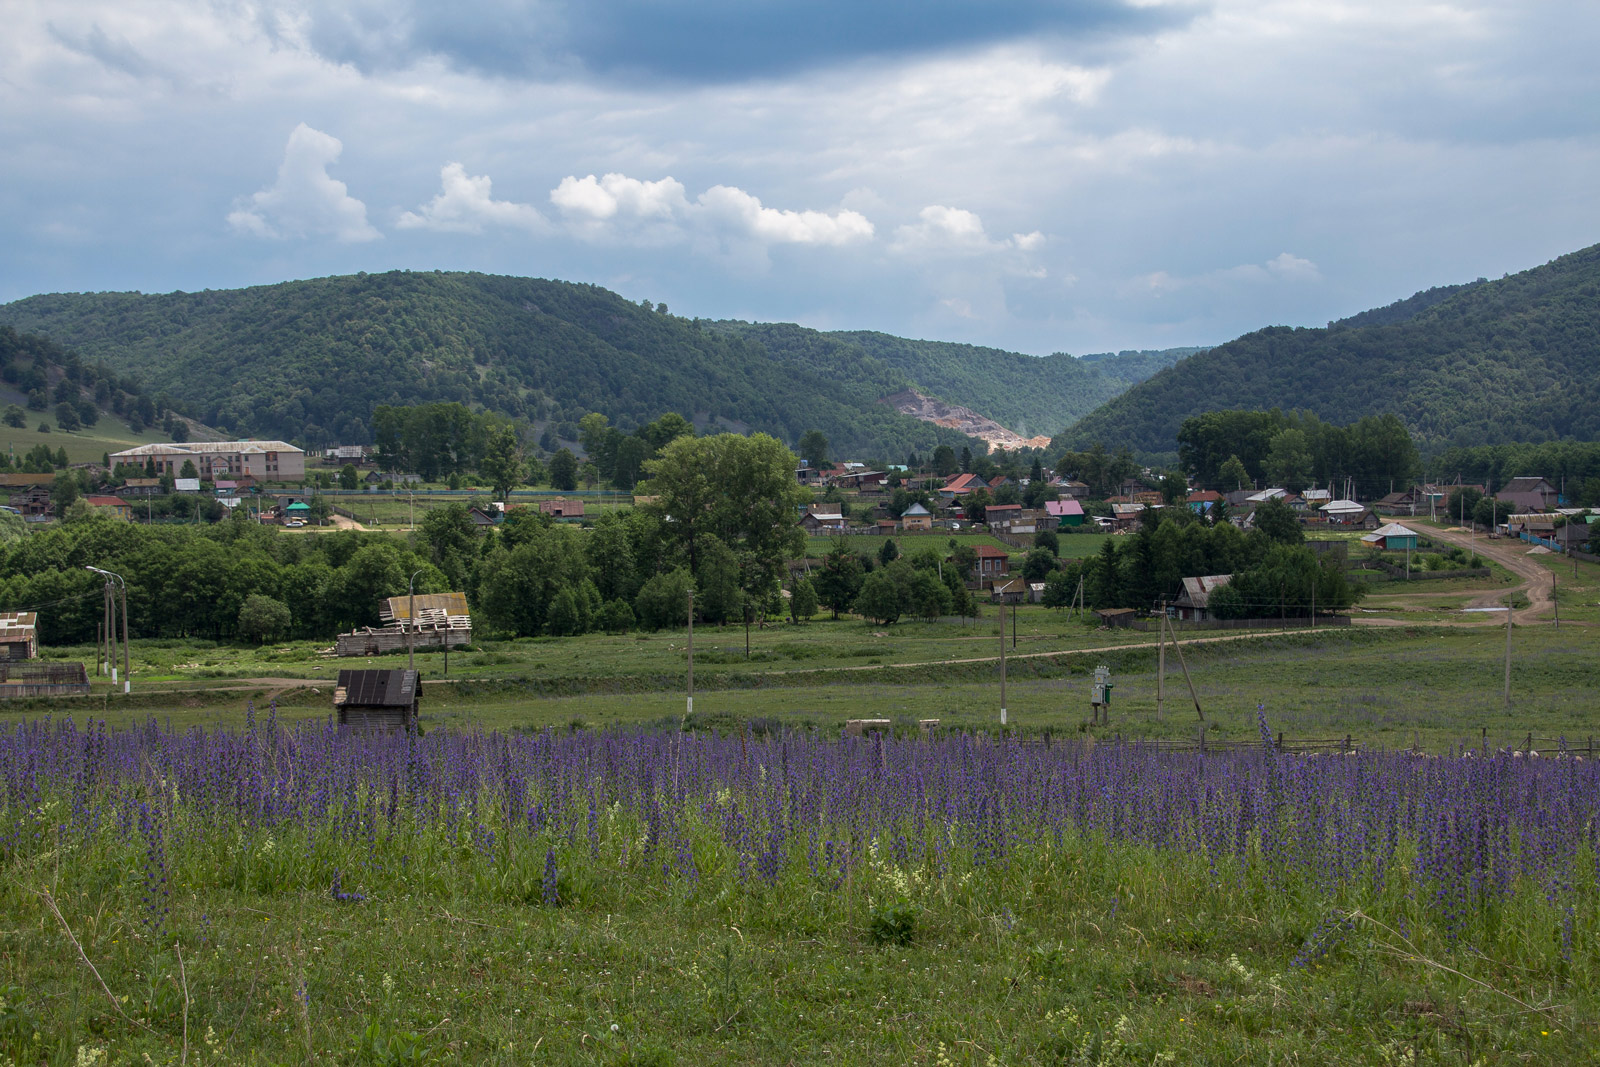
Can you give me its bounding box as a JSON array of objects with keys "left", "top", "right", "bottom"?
[
  {"left": 237, "top": 594, "right": 292, "bottom": 644},
  {"left": 180, "top": 459, "right": 198, "bottom": 480},
  {"left": 634, "top": 567, "right": 694, "bottom": 631},
  {"left": 54, "top": 402, "right": 80, "bottom": 432},
  {"left": 50, "top": 475, "right": 79, "bottom": 516},
  {"left": 1033, "top": 529, "right": 1059, "bottom": 556},
  {"left": 790, "top": 577, "right": 818, "bottom": 621},
  {"left": 1472, "top": 496, "right": 1514, "bottom": 530},
  {"left": 1219, "top": 454, "right": 1251, "bottom": 492},
  {"left": 1022, "top": 547, "right": 1057, "bottom": 583},
  {"left": 637, "top": 432, "right": 804, "bottom": 605},
  {"left": 549, "top": 448, "right": 578, "bottom": 491},
  {"left": 694, "top": 536, "right": 743, "bottom": 625},
  {"left": 478, "top": 427, "right": 523, "bottom": 500},
  {"left": 1266, "top": 429, "right": 1314, "bottom": 493},
  {"left": 1042, "top": 569, "right": 1076, "bottom": 609},
  {"left": 798, "top": 429, "right": 829, "bottom": 470},
  {"left": 598, "top": 599, "right": 635, "bottom": 634},
  {"left": 932, "top": 445, "right": 958, "bottom": 477},
  {"left": 339, "top": 464, "right": 359, "bottom": 490},
  {"left": 1, "top": 406, "right": 22, "bottom": 428},
  {"left": 814, "top": 540, "right": 865, "bottom": 619},
  {"left": 853, "top": 568, "right": 905, "bottom": 624},
  {"left": 1252, "top": 496, "right": 1303, "bottom": 545},
  {"left": 963, "top": 488, "right": 991, "bottom": 525},
  {"left": 878, "top": 537, "right": 899, "bottom": 566}
]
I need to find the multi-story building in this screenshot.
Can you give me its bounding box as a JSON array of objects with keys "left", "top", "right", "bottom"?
[{"left": 108, "top": 441, "right": 305, "bottom": 482}]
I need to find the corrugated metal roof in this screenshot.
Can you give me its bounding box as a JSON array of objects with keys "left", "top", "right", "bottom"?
[{"left": 335, "top": 669, "right": 418, "bottom": 707}]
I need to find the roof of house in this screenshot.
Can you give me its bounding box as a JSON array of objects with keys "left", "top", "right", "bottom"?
[
  {"left": 174, "top": 478, "right": 201, "bottom": 492},
  {"left": 1176, "top": 574, "right": 1232, "bottom": 608},
  {"left": 1371, "top": 522, "right": 1419, "bottom": 538},
  {"left": 110, "top": 440, "right": 303, "bottom": 458},
  {"left": 334, "top": 669, "right": 419, "bottom": 708},
  {"left": 943, "top": 473, "right": 984, "bottom": 493},
  {"left": 1300, "top": 489, "right": 1332, "bottom": 502},
  {"left": 0, "top": 472, "right": 57, "bottom": 487},
  {"left": 974, "top": 545, "right": 1010, "bottom": 558},
  {"left": 1186, "top": 490, "right": 1224, "bottom": 504},
  {"left": 1111, "top": 503, "right": 1146, "bottom": 517},
  {"left": 1321, "top": 499, "right": 1366, "bottom": 514},
  {"left": 992, "top": 577, "right": 1028, "bottom": 594},
  {"left": 83, "top": 496, "right": 127, "bottom": 507},
  {"left": 1500, "top": 476, "right": 1555, "bottom": 493},
  {"left": 1045, "top": 499, "right": 1085, "bottom": 517},
  {"left": 804, "top": 509, "right": 844, "bottom": 521},
  {"left": 1246, "top": 488, "right": 1288, "bottom": 502},
  {"left": 902, "top": 502, "right": 931, "bottom": 516},
  {"left": 985, "top": 503, "right": 1022, "bottom": 513}
]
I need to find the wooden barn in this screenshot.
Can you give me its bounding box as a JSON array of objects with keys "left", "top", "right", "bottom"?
[{"left": 333, "top": 669, "right": 420, "bottom": 731}]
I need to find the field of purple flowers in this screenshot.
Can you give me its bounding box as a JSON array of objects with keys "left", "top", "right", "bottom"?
[{"left": 2, "top": 708, "right": 1596, "bottom": 1063}]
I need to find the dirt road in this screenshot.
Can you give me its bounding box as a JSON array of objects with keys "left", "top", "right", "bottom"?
[{"left": 1422, "top": 525, "right": 1553, "bottom": 624}]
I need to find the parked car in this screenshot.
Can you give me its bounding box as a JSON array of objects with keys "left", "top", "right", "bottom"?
[{"left": 285, "top": 519, "right": 306, "bottom": 527}]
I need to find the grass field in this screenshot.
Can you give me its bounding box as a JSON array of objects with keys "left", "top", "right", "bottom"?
[
  {"left": 1, "top": 414, "right": 183, "bottom": 465},
  {"left": 3, "top": 545, "right": 1597, "bottom": 1064}
]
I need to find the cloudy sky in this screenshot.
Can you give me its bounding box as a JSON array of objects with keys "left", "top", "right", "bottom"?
[{"left": 3, "top": 0, "right": 1597, "bottom": 355}]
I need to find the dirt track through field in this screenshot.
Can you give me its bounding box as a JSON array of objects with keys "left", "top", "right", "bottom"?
[{"left": 1420, "top": 525, "right": 1554, "bottom": 624}]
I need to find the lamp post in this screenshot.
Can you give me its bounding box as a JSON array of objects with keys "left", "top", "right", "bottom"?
[
  {"left": 84, "top": 566, "right": 130, "bottom": 694},
  {"left": 408, "top": 568, "right": 425, "bottom": 671}
]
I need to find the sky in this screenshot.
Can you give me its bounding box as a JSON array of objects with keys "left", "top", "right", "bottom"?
[{"left": 3, "top": 0, "right": 1598, "bottom": 356}]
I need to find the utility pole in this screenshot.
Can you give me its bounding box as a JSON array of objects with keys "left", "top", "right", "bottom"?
[
  {"left": 998, "top": 600, "right": 1007, "bottom": 727},
  {"left": 1552, "top": 572, "right": 1558, "bottom": 630},
  {"left": 407, "top": 568, "right": 424, "bottom": 671}
]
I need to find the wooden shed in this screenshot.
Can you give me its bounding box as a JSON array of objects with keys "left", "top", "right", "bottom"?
[
  {"left": 333, "top": 669, "right": 420, "bottom": 731},
  {"left": 0, "top": 612, "right": 38, "bottom": 660}
]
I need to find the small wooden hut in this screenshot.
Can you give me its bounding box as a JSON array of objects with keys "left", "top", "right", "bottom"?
[
  {"left": 0, "top": 612, "right": 38, "bottom": 660},
  {"left": 333, "top": 669, "right": 420, "bottom": 731}
]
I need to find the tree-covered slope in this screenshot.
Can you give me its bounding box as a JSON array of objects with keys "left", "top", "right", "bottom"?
[
  {"left": 1054, "top": 243, "right": 1600, "bottom": 456},
  {"left": 0, "top": 272, "right": 980, "bottom": 460},
  {"left": 713, "top": 323, "right": 1201, "bottom": 437}
]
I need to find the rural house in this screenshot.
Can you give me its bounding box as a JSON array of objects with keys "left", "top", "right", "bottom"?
[
  {"left": 1496, "top": 477, "right": 1559, "bottom": 513},
  {"left": 1363, "top": 522, "right": 1420, "bottom": 551},
  {"left": 0, "top": 612, "right": 38, "bottom": 660},
  {"left": 83, "top": 496, "right": 132, "bottom": 520},
  {"left": 1172, "top": 575, "right": 1232, "bottom": 622},
  {"left": 1045, "top": 498, "right": 1085, "bottom": 528},
  {"left": 333, "top": 669, "right": 420, "bottom": 731},
  {"left": 901, "top": 502, "right": 933, "bottom": 530}
]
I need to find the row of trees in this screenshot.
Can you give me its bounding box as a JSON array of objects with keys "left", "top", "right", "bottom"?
[
  {"left": 1041, "top": 501, "right": 1361, "bottom": 619},
  {"left": 1177, "top": 410, "right": 1420, "bottom": 497}
]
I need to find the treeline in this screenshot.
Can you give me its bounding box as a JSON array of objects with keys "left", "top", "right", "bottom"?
[
  {"left": 1042, "top": 501, "right": 1361, "bottom": 619},
  {"left": 1055, "top": 242, "right": 1600, "bottom": 454},
  {"left": 1176, "top": 410, "right": 1419, "bottom": 496},
  {"left": 0, "top": 325, "right": 174, "bottom": 434},
  {"left": 0, "top": 513, "right": 446, "bottom": 644},
  {"left": 1427, "top": 441, "right": 1600, "bottom": 504}
]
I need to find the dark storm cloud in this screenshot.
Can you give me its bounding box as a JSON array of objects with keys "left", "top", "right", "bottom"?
[{"left": 277, "top": 0, "right": 1187, "bottom": 83}]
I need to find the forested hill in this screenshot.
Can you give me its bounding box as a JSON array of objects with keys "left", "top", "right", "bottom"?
[
  {"left": 1054, "top": 243, "right": 1600, "bottom": 456},
  {"left": 0, "top": 272, "right": 991, "bottom": 460},
  {"left": 712, "top": 322, "right": 1198, "bottom": 438}
]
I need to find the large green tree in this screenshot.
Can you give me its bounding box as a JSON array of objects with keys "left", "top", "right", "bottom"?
[{"left": 637, "top": 432, "right": 805, "bottom": 605}]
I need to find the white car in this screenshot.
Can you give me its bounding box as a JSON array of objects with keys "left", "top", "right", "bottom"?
[{"left": 284, "top": 519, "right": 306, "bottom": 527}]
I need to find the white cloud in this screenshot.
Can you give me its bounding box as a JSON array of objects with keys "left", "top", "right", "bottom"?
[
  {"left": 397, "top": 163, "right": 546, "bottom": 233},
  {"left": 1265, "top": 251, "right": 1321, "bottom": 281},
  {"left": 227, "top": 124, "right": 379, "bottom": 242},
  {"left": 550, "top": 173, "right": 689, "bottom": 221},
  {"left": 696, "top": 185, "right": 873, "bottom": 246},
  {"left": 891, "top": 206, "right": 1044, "bottom": 258},
  {"left": 548, "top": 171, "right": 871, "bottom": 248},
  {"left": 1133, "top": 252, "right": 1323, "bottom": 294}
]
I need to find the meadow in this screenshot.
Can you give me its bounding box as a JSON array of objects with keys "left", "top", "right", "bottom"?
[{"left": 3, "top": 548, "right": 1597, "bottom": 1064}]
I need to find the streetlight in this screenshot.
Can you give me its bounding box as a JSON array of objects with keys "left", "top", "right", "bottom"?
[
  {"left": 408, "top": 568, "right": 426, "bottom": 671},
  {"left": 84, "top": 566, "right": 130, "bottom": 694}
]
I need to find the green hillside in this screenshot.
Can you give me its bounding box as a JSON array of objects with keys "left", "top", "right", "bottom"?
[
  {"left": 0, "top": 272, "right": 985, "bottom": 461},
  {"left": 1054, "top": 243, "right": 1600, "bottom": 457},
  {"left": 714, "top": 322, "right": 1199, "bottom": 437}
]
